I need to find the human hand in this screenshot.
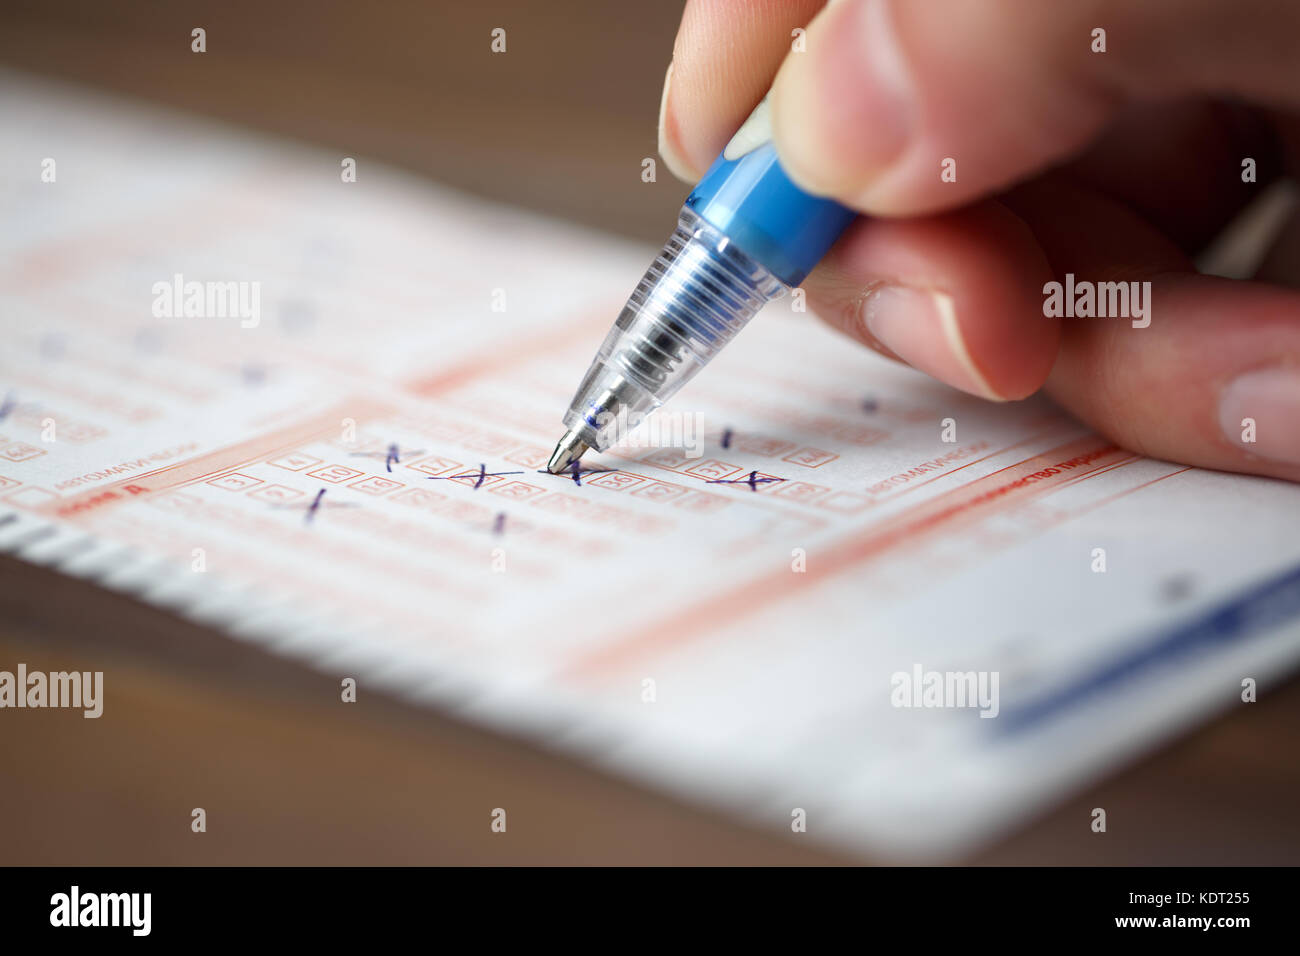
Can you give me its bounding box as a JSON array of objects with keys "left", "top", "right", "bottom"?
[{"left": 658, "top": 0, "right": 1300, "bottom": 480}]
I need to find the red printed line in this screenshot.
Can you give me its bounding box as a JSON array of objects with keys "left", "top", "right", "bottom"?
[
  {"left": 560, "top": 436, "right": 1128, "bottom": 683},
  {"left": 37, "top": 398, "right": 392, "bottom": 521},
  {"left": 403, "top": 308, "right": 615, "bottom": 397}
]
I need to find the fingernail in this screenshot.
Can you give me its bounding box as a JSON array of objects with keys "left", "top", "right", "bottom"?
[
  {"left": 657, "top": 62, "right": 695, "bottom": 181},
  {"left": 863, "top": 286, "right": 1005, "bottom": 401},
  {"left": 1218, "top": 367, "right": 1300, "bottom": 465},
  {"left": 774, "top": 0, "right": 913, "bottom": 197}
]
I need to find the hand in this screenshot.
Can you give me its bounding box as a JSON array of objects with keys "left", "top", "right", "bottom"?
[{"left": 658, "top": 0, "right": 1300, "bottom": 481}]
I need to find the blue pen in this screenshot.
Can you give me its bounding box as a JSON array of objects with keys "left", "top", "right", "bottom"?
[{"left": 546, "top": 98, "right": 857, "bottom": 473}]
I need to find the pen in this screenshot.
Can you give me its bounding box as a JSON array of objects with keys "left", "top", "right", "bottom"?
[{"left": 546, "top": 98, "right": 858, "bottom": 474}]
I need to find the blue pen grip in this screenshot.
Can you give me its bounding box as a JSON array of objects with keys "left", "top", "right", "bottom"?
[{"left": 684, "top": 142, "right": 857, "bottom": 287}]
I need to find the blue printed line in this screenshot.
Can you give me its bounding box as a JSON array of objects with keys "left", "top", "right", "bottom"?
[{"left": 997, "top": 562, "right": 1300, "bottom": 736}]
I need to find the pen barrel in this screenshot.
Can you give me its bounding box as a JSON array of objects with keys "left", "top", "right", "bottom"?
[{"left": 562, "top": 206, "right": 787, "bottom": 451}]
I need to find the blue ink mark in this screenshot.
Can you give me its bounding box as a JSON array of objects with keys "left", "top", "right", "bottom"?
[
  {"left": 305, "top": 488, "right": 326, "bottom": 524},
  {"left": 708, "top": 470, "right": 784, "bottom": 491},
  {"left": 535, "top": 464, "right": 613, "bottom": 487},
  {"left": 428, "top": 465, "right": 525, "bottom": 488},
  {"left": 351, "top": 444, "right": 426, "bottom": 472},
  {"left": 493, "top": 512, "right": 506, "bottom": 535},
  {"left": 0, "top": 392, "right": 16, "bottom": 423},
  {"left": 997, "top": 562, "right": 1300, "bottom": 738},
  {"left": 862, "top": 397, "right": 878, "bottom": 413},
  {"left": 721, "top": 428, "right": 733, "bottom": 449},
  {"left": 241, "top": 365, "right": 266, "bottom": 386}
]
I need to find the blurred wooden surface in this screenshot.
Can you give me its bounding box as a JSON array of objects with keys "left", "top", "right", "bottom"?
[
  {"left": 2, "top": 553, "right": 1299, "bottom": 865},
  {"left": 1, "top": 0, "right": 1298, "bottom": 865},
  {"left": 0, "top": 0, "right": 684, "bottom": 242}
]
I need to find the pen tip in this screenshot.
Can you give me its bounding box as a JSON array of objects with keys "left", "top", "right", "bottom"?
[{"left": 546, "top": 429, "right": 590, "bottom": 475}]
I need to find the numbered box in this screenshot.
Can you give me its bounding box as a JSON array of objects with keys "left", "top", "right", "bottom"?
[
  {"left": 406, "top": 455, "right": 463, "bottom": 477},
  {"left": 449, "top": 470, "right": 506, "bottom": 489},
  {"left": 505, "top": 445, "right": 550, "bottom": 469},
  {"left": 268, "top": 453, "right": 322, "bottom": 472},
  {"left": 640, "top": 449, "right": 691, "bottom": 471},
  {"left": 734, "top": 435, "right": 796, "bottom": 457},
  {"left": 489, "top": 481, "right": 546, "bottom": 500},
  {"left": 586, "top": 471, "right": 645, "bottom": 493},
  {"left": 149, "top": 491, "right": 201, "bottom": 513},
  {"left": 349, "top": 476, "right": 403, "bottom": 496},
  {"left": 247, "top": 484, "right": 305, "bottom": 504},
  {"left": 63, "top": 423, "right": 107, "bottom": 443},
  {"left": 684, "top": 459, "right": 741, "bottom": 481},
  {"left": 207, "top": 472, "right": 263, "bottom": 491},
  {"left": 772, "top": 481, "right": 830, "bottom": 503},
  {"left": 782, "top": 446, "right": 838, "bottom": 469},
  {"left": 306, "top": 464, "right": 364, "bottom": 484},
  {"left": 392, "top": 488, "right": 448, "bottom": 511},
  {"left": 840, "top": 424, "right": 889, "bottom": 446},
  {"left": 631, "top": 481, "right": 687, "bottom": 503},
  {"left": 531, "top": 493, "right": 588, "bottom": 516},
  {"left": 0, "top": 443, "right": 45, "bottom": 463}
]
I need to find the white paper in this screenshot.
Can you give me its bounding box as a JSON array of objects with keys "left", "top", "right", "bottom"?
[{"left": 4, "top": 71, "right": 1299, "bottom": 858}]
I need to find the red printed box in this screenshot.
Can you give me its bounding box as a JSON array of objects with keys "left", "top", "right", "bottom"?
[
  {"left": 586, "top": 472, "right": 645, "bottom": 492},
  {"left": 684, "top": 459, "right": 741, "bottom": 481},
  {"left": 207, "top": 472, "right": 263, "bottom": 492},
  {"left": 392, "top": 488, "right": 448, "bottom": 510},
  {"left": 247, "top": 484, "right": 305, "bottom": 504},
  {"left": 445, "top": 500, "right": 491, "bottom": 521},
  {"left": 631, "top": 481, "right": 687, "bottom": 503},
  {"left": 749, "top": 471, "right": 786, "bottom": 492},
  {"left": 489, "top": 481, "right": 546, "bottom": 500},
  {"left": 460, "top": 431, "right": 514, "bottom": 454},
  {"left": 831, "top": 424, "right": 889, "bottom": 446},
  {"left": 1, "top": 443, "right": 45, "bottom": 463},
  {"left": 63, "top": 423, "right": 107, "bottom": 443},
  {"left": 772, "top": 481, "right": 830, "bottom": 503},
  {"left": 448, "top": 471, "right": 506, "bottom": 489},
  {"left": 149, "top": 491, "right": 200, "bottom": 513},
  {"left": 268, "top": 453, "right": 322, "bottom": 472},
  {"left": 406, "top": 456, "right": 463, "bottom": 477},
  {"left": 505, "top": 445, "right": 550, "bottom": 469},
  {"left": 532, "top": 494, "right": 588, "bottom": 516},
  {"left": 0, "top": 475, "right": 20, "bottom": 491},
  {"left": 734, "top": 435, "right": 796, "bottom": 457},
  {"left": 349, "top": 476, "right": 403, "bottom": 496},
  {"left": 640, "top": 449, "right": 691, "bottom": 471},
  {"left": 782, "top": 446, "right": 838, "bottom": 469},
  {"left": 306, "top": 464, "right": 364, "bottom": 484}
]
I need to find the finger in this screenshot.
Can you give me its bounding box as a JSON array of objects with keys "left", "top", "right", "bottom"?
[
  {"left": 659, "top": 0, "right": 827, "bottom": 181},
  {"left": 1003, "top": 178, "right": 1300, "bottom": 481},
  {"left": 802, "top": 199, "right": 1059, "bottom": 401},
  {"left": 1051, "top": 273, "right": 1300, "bottom": 481},
  {"left": 770, "top": 0, "right": 1300, "bottom": 216}
]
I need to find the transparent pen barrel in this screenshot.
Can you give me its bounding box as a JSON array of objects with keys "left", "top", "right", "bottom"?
[{"left": 563, "top": 206, "right": 788, "bottom": 450}]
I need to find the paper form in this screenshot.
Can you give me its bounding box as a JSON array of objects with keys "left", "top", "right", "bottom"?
[{"left": 4, "top": 71, "right": 1300, "bottom": 858}]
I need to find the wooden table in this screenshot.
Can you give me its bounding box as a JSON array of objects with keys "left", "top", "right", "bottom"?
[{"left": 2, "top": 0, "right": 1297, "bottom": 865}]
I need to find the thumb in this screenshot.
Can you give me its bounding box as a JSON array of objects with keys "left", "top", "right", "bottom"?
[{"left": 770, "top": 0, "right": 1300, "bottom": 216}]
